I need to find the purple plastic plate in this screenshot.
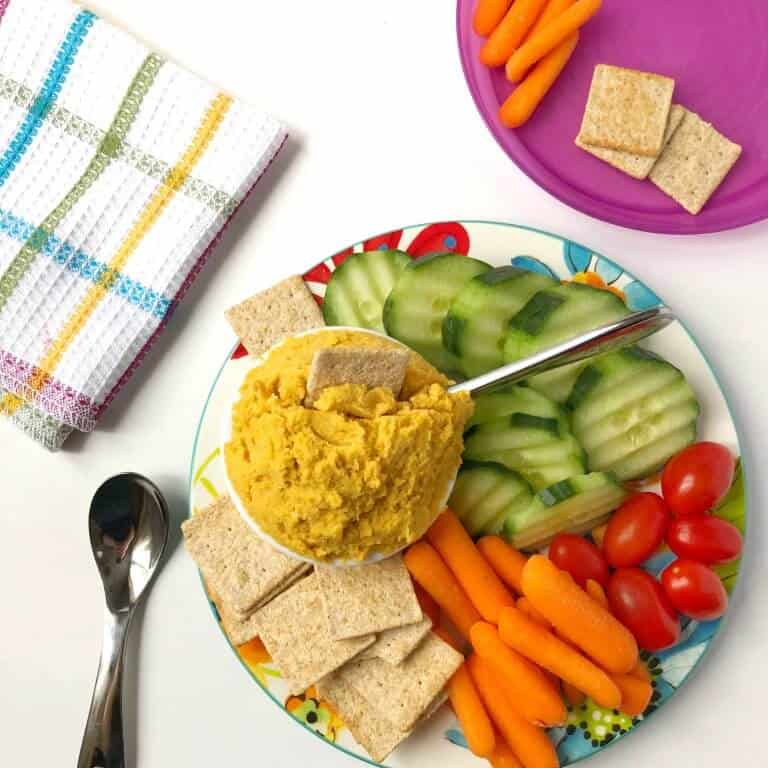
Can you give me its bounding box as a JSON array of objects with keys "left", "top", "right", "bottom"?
[{"left": 457, "top": 0, "right": 768, "bottom": 234}]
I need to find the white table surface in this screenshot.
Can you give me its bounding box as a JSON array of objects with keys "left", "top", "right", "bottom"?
[{"left": 2, "top": 1, "right": 765, "bottom": 766}]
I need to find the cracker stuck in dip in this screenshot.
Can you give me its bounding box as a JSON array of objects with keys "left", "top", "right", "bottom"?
[{"left": 224, "top": 329, "right": 473, "bottom": 562}]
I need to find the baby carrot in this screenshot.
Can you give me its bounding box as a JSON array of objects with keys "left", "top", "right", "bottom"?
[
  {"left": 506, "top": 0, "right": 601, "bottom": 82},
  {"left": 469, "top": 654, "right": 560, "bottom": 768},
  {"left": 415, "top": 582, "right": 441, "bottom": 626},
  {"left": 489, "top": 737, "right": 524, "bottom": 768},
  {"left": 480, "top": 0, "right": 550, "bottom": 67},
  {"left": 585, "top": 578, "right": 609, "bottom": 609},
  {"left": 499, "top": 606, "right": 621, "bottom": 709},
  {"left": 404, "top": 541, "right": 481, "bottom": 641},
  {"left": 527, "top": 0, "right": 575, "bottom": 37},
  {"left": 427, "top": 511, "right": 515, "bottom": 623},
  {"left": 447, "top": 663, "right": 497, "bottom": 757},
  {"left": 612, "top": 673, "right": 653, "bottom": 716},
  {"left": 517, "top": 596, "right": 552, "bottom": 628},
  {"left": 562, "top": 681, "right": 586, "bottom": 708},
  {"left": 629, "top": 660, "right": 651, "bottom": 682},
  {"left": 471, "top": 622, "right": 566, "bottom": 727},
  {"left": 521, "top": 555, "right": 638, "bottom": 674},
  {"left": 499, "top": 32, "right": 578, "bottom": 127},
  {"left": 474, "top": 0, "right": 513, "bottom": 36},
  {"left": 478, "top": 536, "right": 527, "bottom": 593}
]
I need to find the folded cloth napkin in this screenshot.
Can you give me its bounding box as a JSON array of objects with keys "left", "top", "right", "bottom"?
[{"left": 0, "top": 0, "right": 286, "bottom": 449}]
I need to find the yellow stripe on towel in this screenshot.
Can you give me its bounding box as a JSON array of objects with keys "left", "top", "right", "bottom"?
[{"left": 3, "top": 92, "right": 232, "bottom": 417}]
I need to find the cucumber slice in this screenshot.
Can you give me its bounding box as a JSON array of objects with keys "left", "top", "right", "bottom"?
[
  {"left": 464, "top": 416, "right": 563, "bottom": 456},
  {"left": 469, "top": 384, "right": 568, "bottom": 430},
  {"left": 450, "top": 461, "right": 533, "bottom": 536},
  {"left": 323, "top": 249, "right": 411, "bottom": 332},
  {"left": 503, "top": 282, "right": 630, "bottom": 403},
  {"left": 383, "top": 252, "right": 491, "bottom": 372},
  {"left": 444, "top": 267, "right": 557, "bottom": 377},
  {"left": 502, "top": 472, "right": 627, "bottom": 550},
  {"left": 570, "top": 348, "right": 699, "bottom": 481}
]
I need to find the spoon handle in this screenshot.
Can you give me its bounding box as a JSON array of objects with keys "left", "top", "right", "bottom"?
[{"left": 78, "top": 609, "right": 132, "bottom": 768}]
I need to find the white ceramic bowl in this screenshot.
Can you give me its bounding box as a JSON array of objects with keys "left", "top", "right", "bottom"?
[{"left": 220, "top": 326, "right": 457, "bottom": 567}]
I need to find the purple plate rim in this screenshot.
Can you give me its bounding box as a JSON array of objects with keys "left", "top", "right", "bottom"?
[{"left": 455, "top": 0, "right": 768, "bottom": 236}]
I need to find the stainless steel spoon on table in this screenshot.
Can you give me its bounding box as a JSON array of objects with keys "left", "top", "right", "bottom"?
[
  {"left": 78, "top": 474, "right": 169, "bottom": 768},
  {"left": 449, "top": 306, "right": 675, "bottom": 396}
]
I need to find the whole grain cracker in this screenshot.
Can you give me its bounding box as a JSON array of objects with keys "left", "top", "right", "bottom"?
[
  {"left": 649, "top": 108, "right": 742, "bottom": 215},
  {"left": 230, "top": 565, "right": 312, "bottom": 621},
  {"left": 255, "top": 573, "right": 375, "bottom": 694},
  {"left": 336, "top": 632, "right": 463, "bottom": 732},
  {"left": 306, "top": 347, "right": 409, "bottom": 406},
  {"left": 357, "top": 616, "right": 433, "bottom": 666},
  {"left": 207, "top": 588, "right": 261, "bottom": 646},
  {"left": 224, "top": 275, "right": 324, "bottom": 357},
  {"left": 181, "top": 495, "right": 308, "bottom": 616},
  {"left": 578, "top": 65, "right": 675, "bottom": 156},
  {"left": 577, "top": 104, "right": 685, "bottom": 179},
  {"left": 316, "top": 556, "right": 423, "bottom": 640}
]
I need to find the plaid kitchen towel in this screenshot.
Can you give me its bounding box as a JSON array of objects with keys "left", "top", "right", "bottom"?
[{"left": 0, "top": 0, "right": 286, "bottom": 449}]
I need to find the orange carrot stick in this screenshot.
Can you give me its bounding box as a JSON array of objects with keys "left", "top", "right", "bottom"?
[
  {"left": 585, "top": 578, "right": 609, "bottom": 609},
  {"left": 562, "top": 681, "right": 586, "bottom": 708},
  {"left": 415, "top": 582, "right": 441, "bottom": 626},
  {"left": 427, "top": 510, "right": 515, "bottom": 623},
  {"left": 499, "top": 32, "right": 578, "bottom": 127},
  {"left": 478, "top": 536, "right": 527, "bottom": 593},
  {"left": 527, "top": 0, "right": 575, "bottom": 37},
  {"left": 612, "top": 673, "right": 653, "bottom": 716},
  {"left": 489, "top": 736, "right": 524, "bottom": 768},
  {"left": 629, "top": 660, "right": 651, "bottom": 682},
  {"left": 404, "top": 541, "right": 481, "bottom": 641},
  {"left": 506, "top": 0, "right": 602, "bottom": 82},
  {"left": 469, "top": 654, "right": 560, "bottom": 768},
  {"left": 447, "top": 663, "right": 497, "bottom": 757},
  {"left": 474, "top": 0, "right": 513, "bottom": 36},
  {"left": 471, "top": 622, "right": 566, "bottom": 726},
  {"left": 521, "top": 555, "right": 638, "bottom": 674},
  {"left": 498, "top": 606, "right": 621, "bottom": 709},
  {"left": 480, "top": 0, "right": 550, "bottom": 67},
  {"left": 517, "top": 596, "right": 552, "bottom": 628}
]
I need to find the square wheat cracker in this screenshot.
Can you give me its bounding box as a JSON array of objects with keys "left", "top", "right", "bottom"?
[
  {"left": 578, "top": 64, "right": 675, "bottom": 156},
  {"left": 255, "top": 573, "right": 375, "bottom": 694},
  {"left": 649, "top": 108, "right": 742, "bottom": 215},
  {"left": 225, "top": 275, "right": 324, "bottom": 357},
  {"left": 316, "top": 556, "right": 423, "bottom": 640},
  {"left": 357, "top": 616, "right": 433, "bottom": 665},
  {"left": 577, "top": 104, "right": 685, "bottom": 179},
  {"left": 306, "top": 347, "right": 409, "bottom": 405},
  {"left": 206, "top": 587, "right": 261, "bottom": 646},
  {"left": 181, "top": 495, "right": 309, "bottom": 616},
  {"left": 335, "top": 632, "right": 463, "bottom": 732}
]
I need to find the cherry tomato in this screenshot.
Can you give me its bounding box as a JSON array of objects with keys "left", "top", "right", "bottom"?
[
  {"left": 661, "top": 442, "right": 735, "bottom": 516},
  {"left": 549, "top": 533, "right": 610, "bottom": 588},
  {"left": 667, "top": 516, "right": 742, "bottom": 565},
  {"left": 607, "top": 568, "right": 681, "bottom": 651},
  {"left": 661, "top": 559, "right": 728, "bottom": 621},
  {"left": 604, "top": 492, "right": 669, "bottom": 568}
]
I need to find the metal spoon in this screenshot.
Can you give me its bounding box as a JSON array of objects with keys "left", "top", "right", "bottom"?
[
  {"left": 78, "top": 474, "right": 169, "bottom": 768},
  {"left": 449, "top": 306, "right": 675, "bottom": 396}
]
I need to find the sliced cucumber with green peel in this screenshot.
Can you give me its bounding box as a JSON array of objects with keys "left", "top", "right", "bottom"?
[
  {"left": 502, "top": 472, "right": 627, "bottom": 550},
  {"left": 468, "top": 384, "right": 569, "bottom": 430},
  {"left": 450, "top": 461, "right": 533, "bottom": 536},
  {"left": 383, "top": 252, "right": 490, "bottom": 372},
  {"left": 570, "top": 347, "right": 699, "bottom": 481},
  {"left": 503, "top": 282, "right": 630, "bottom": 403},
  {"left": 443, "top": 267, "right": 557, "bottom": 377},
  {"left": 323, "top": 249, "right": 411, "bottom": 332}
]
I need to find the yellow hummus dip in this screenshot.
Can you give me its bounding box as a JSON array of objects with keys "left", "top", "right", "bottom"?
[{"left": 224, "top": 329, "right": 473, "bottom": 562}]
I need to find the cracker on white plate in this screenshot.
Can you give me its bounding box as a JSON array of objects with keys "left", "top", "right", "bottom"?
[
  {"left": 357, "top": 616, "right": 433, "bottom": 666},
  {"left": 577, "top": 104, "right": 685, "bottom": 179},
  {"left": 255, "top": 573, "right": 375, "bottom": 695},
  {"left": 649, "top": 107, "right": 742, "bottom": 214},
  {"left": 225, "top": 275, "right": 324, "bottom": 357},
  {"left": 207, "top": 587, "right": 261, "bottom": 646},
  {"left": 181, "top": 495, "right": 309, "bottom": 616},
  {"left": 316, "top": 555, "right": 423, "bottom": 640},
  {"left": 578, "top": 64, "right": 675, "bottom": 156}
]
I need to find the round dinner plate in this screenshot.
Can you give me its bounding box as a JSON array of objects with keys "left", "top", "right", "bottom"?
[
  {"left": 457, "top": 0, "right": 768, "bottom": 234},
  {"left": 189, "top": 221, "right": 745, "bottom": 767}
]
